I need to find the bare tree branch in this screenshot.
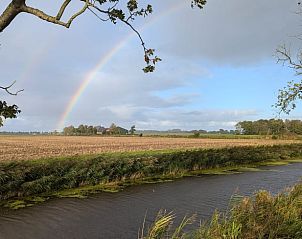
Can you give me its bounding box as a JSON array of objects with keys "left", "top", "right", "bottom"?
[
  {"left": 276, "top": 45, "right": 302, "bottom": 74},
  {"left": 0, "top": 81, "right": 24, "bottom": 96},
  {"left": 87, "top": 7, "right": 109, "bottom": 22}
]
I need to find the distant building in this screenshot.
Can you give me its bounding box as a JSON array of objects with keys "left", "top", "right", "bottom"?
[
  {"left": 116, "top": 126, "right": 128, "bottom": 135},
  {"left": 95, "top": 126, "right": 106, "bottom": 135},
  {"left": 95, "top": 125, "right": 128, "bottom": 135}
]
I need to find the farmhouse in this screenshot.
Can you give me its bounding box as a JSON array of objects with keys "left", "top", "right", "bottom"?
[{"left": 95, "top": 125, "right": 128, "bottom": 135}]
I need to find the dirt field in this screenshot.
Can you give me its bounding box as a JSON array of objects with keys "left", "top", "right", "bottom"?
[{"left": 0, "top": 135, "right": 300, "bottom": 161}]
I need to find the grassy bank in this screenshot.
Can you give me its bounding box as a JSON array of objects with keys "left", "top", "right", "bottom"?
[
  {"left": 1, "top": 143, "right": 302, "bottom": 209},
  {"left": 140, "top": 182, "right": 302, "bottom": 239}
]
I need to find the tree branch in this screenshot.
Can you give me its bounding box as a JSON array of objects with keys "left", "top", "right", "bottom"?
[
  {"left": 87, "top": 7, "right": 109, "bottom": 22},
  {"left": 0, "top": 0, "right": 25, "bottom": 32},
  {"left": 56, "top": 0, "right": 72, "bottom": 20},
  {"left": 275, "top": 44, "right": 302, "bottom": 114},
  {"left": 0, "top": 81, "right": 24, "bottom": 96},
  {"left": 21, "top": 0, "right": 89, "bottom": 28},
  {"left": 89, "top": 2, "right": 161, "bottom": 72},
  {"left": 276, "top": 45, "right": 302, "bottom": 74}
]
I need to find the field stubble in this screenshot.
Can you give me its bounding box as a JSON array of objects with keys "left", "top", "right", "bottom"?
[{"left": 0, "top": 135, "right": 299, "bottom": 161}]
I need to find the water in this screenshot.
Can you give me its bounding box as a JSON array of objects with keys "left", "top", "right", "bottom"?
[{"left": 0, "top": 163, "right": 301, "bottom": 239}]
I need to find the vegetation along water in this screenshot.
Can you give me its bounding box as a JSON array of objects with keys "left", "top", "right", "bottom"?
[{"left": 0, "top": 143, "right": 302, "bottom": 210}]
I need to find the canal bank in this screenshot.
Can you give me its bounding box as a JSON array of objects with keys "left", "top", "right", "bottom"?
[
  {"left": 0, "top": 143, "right": 302, "bottom": 209},
  {"left": 0, "top": 162, "right": 301, "bottom": 239}
]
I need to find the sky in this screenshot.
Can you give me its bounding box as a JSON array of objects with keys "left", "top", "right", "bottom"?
[{"left": 0, "top": 0, "right": 302, "bottom": 131}]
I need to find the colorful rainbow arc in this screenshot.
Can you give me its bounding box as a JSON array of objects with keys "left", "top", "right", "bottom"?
[{"left": 56, "top": 1, "right": 185, "bottom": 130}]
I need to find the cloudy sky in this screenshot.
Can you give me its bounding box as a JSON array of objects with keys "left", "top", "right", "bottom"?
[{"left": 1, "top": 0, "right": 302, "bottom": 131}]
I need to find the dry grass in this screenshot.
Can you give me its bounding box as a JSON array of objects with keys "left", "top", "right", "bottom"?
[{"left": 0, "top": 135, "right": 299, "bottom": 161}]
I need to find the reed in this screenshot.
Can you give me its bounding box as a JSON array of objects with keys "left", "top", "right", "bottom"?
[
  {"left": 0, "top": 143, "right": 302, "bottom": 206},
  {"left": 140, "top": 183, "right": 302, "bottom": 239}
]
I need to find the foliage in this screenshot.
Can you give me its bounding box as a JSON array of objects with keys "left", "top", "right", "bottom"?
[
  {"left": 275, "top": 36, "right": 302, "bottom": 113},
  {"left": 129, "top": 125, "right": 136, "bottom": 135},
  {"left": 109, "top": 123, "right": 119, "bottom": 134},
  {"left": 276, "top": 80, "right": 302, "bottom": 114},
  {"left": 108, "top": 123, "right": 129, "bottom": 135},
  {"left": 236, "top": 119, "right": 302, "bottom": 136},
  {"left": 142, "top": 183, "right": 302, "bottom": 238},
  {"left": 139, "top": 211, "right": 196, "bottom": 239},
  {"left": 0, "top": 100, "right": 20, "bottom": 127},
  {"left": 63, "top": 123, "right": 129, "bottom": 135},
  {"left": 0, "top": 143, "right": 301, "bottom": 201},
  {"left": 192, "top": 131, "right": 200, "bottom": 138},
  {"left": 63, "top": 124, "right": 97, "bottom": 135}
]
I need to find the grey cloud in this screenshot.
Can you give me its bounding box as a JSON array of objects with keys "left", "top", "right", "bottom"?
[
  {"left": 1, "top": 0, "right": 299, "bottom": 131},
  {"left": 153, "top": 0, "right": 300, "bottom": 65},
  {"left": 67, "top": 106, "right": 260, "bottom": 131},
  {"left": 133, "top": 109, "right": 260, "bottom": 131}
]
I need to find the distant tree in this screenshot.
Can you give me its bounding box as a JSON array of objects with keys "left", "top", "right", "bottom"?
[
  {"left": 236, "top": 119, "right": 301, "bottom": 136},
  {"left": 285, "top": 119, "right": 302, "bottom": 135},
  {"left": 129, "top": 125, "right": 136, "bottom": 135},
  {"left": 199, "top": 129, "right": 207, "bottom": 134},
  {"left": 236, "top": 121, "right": 255, "bottom": 135},
  {"left": 219, "top": 129, "right": 229, "bottom": 134},
  {"left": 109, "top": 123, "right": 119, "bottom": 135},
  {"left": 193, "top": 131, "right": 200, "bottom": 138},
  {"left": 268, "top": 119, "right": 285, "bottom": 135},
  {"left": 87, "top": 125, "right": 97, "bottom": 135},
  {"left": 254, "top": 119, "right": 270, "bottom": 135},
  {"left": 64, "top": 124, "right": 98, "bottom": 135},
  {"left": 76, "top": 124, "right": 85, "bottom": 135},
  {"left": 63, "top": 125, "right": 76, "bottom": 135}
]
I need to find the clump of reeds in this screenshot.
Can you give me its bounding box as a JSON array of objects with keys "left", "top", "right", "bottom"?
[
  {"left": 140, "top": 183, "right": 302, "bottom": 239},
  {"left": 0, "top": 144, "right": 302, "bottom": 201},
  {"left": 138, "top": 210, "right": 196, "bottom": 239}
]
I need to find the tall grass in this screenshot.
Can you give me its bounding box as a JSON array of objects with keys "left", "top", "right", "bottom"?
[
  {"left": 0, "top": 144, "right": 302, "bottom": 201},
  {"left": 140, "top": 183, "right": 302, "bottom": 239}
]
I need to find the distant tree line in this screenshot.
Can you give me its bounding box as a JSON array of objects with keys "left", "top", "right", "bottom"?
[
  {"left": 63, "top": 125, "right": 98, "bottom": 136},
  {"left": 236, "top": 119, "right": 302, "bottom": 135},
  {"left": 63, "top": 124, "right": 133, "bottom": 136},
  {"left": 142, "top": 129, "right": 236, "bottom": 134},
  {"left": 0, "top": 131, "right": 51, "bottom": 135}
]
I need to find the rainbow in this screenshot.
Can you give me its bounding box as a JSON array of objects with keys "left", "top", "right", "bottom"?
[{"left": 56, "top": 1, "right": 186, "bottom": 130}]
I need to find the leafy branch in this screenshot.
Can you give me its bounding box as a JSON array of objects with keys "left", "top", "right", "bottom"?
[
  {"left": 0, "top": 100, "right": 21, "bottom": 126},
  {"left": 275, "top": 45, "right": 302, "bottom": 114}
]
